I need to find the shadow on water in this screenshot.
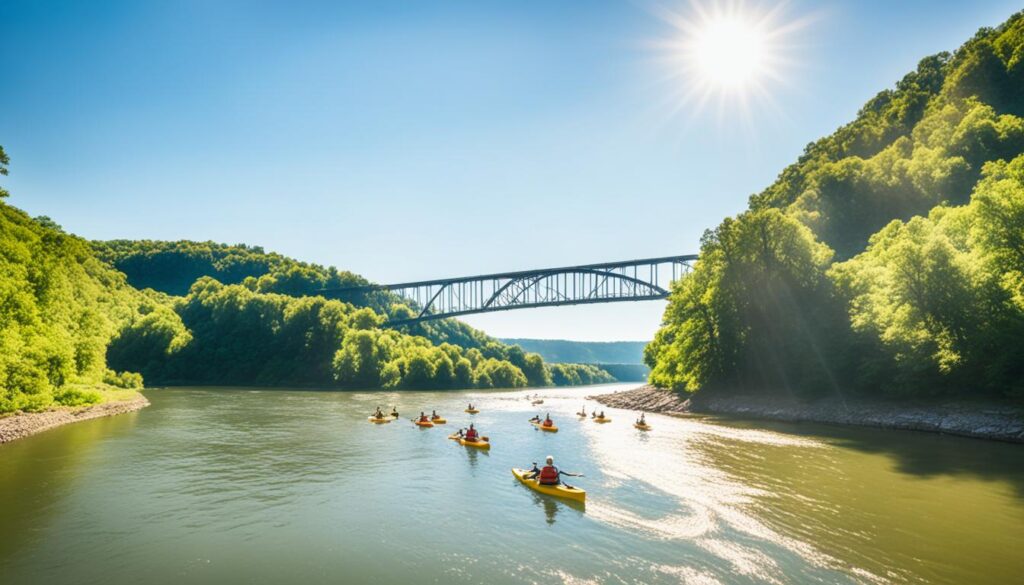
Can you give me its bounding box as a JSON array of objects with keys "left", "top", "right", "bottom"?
[
  {"left": 725, "top": 417, "right": 1024, "bottom": 498},
  {"left": 461, "top": 446, "right": 489, "bottom": 468},
  {"left": 526, "top": 491, "right": 585, "bottom": 525}
]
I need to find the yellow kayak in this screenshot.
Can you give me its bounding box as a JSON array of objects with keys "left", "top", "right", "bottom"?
[
  {"left": 634, "top": 422, "right": 651, "bottom": 431},
  {"left": 465, "top": 408, "right": 479, "bottom": 414},
  {"left": 415, "top": 420, "right": 434, "bottom": 428},
  {"left": 458, "top": 437, "right": 491, "bottom": 450},
  {"left": 531, "top": 422, "right": 558, "bottom": 432},
  {"left": 430, "top": 417, "right": 447, "bottom": 424},
  {"left": 594, "top": 417, "right": 612, "bottom": 424},
  {"left": 511, "top": 468, "right": 585, "bottom": 502},
  {"left": 368, "top": 416, "right": 391, "bottom": 424}
]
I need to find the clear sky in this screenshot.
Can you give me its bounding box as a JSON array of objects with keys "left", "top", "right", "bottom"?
[{"left": 1, "top": 0, "right": 1020, "bottom": 341}]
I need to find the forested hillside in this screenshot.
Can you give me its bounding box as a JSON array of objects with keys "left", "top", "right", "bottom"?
[
  {"left": 107, "top": 277, "right": 554, "bottom": 389},
  {"left": 646, "top": 12, "right": 1024, "bottom": 400},
  {"left": 95, "top": 241, "right": 613, "bottom": 389},
  {"left": 94, "top": 240, "right": 508, "bottom": 351},
  {"left": 0, "top": 171, "right": 148, "bottom": 412}
]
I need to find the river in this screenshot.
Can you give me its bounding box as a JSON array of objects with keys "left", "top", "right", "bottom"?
[{"left": 1, "top": 383, "right": 1022, "bottom": 584}]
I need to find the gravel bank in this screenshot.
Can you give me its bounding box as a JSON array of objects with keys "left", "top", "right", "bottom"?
[
  {"left": 0, "top": 394, "right": 150, "bottom": 445},
  {"left": 590, "top": 385, "right": 1024, "bottom": 443}
]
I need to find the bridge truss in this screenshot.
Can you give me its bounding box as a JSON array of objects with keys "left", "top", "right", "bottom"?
[{"left": 321, "top": 255, "right": 698, "bottom": 325}]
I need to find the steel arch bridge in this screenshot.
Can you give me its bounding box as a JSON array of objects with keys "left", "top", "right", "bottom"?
[{"left": 321, "top": 255, "right": 697, "bottom": 326}]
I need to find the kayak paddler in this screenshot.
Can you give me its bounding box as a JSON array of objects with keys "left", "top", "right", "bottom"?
[
  {"left": 464, "top": 424, "right": 479, "bottom": 442},
  {"left": 526, "top": 456, "right": 581, "bottom": 487},
  {"left": 373, "top": 406, "right": 384, "bottom": 419},
  {"left": 431, "top": 409, "right": 441, "bottom": 420},
  {"left": 418, "top": 412, "right": 430, "bottom": 423},
  {"left": 637, "top": 412, "right": 646, "bottom": 425},
  {"left": 542, "top": 413, "right": 554, "bottom": 428}
]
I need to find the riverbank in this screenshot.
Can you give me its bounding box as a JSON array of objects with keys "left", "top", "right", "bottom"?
[
  {"left": 590, "top": 385, "right": 1024, "bottom": 443},
  {"left": 0, "top": 392, "right": 150, "bottom": 445}
]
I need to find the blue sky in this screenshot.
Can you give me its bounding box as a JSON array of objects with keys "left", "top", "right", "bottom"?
[{"left": 1, "top": 0, "right": 1020, "bottom": 341}]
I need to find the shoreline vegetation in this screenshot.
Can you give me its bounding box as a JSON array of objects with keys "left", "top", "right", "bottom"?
[
  {"left": 0, "top": 196, "right": 616, "bottom": 419},
  {"left": 591, "top": 385, "right": 1024, "bottom": 443},
  {"left": 644, "top": 14, "right": 1024, "bottom": 407},
  {"left": 0, "top": 389, "right": 149, "bottom": 445}
]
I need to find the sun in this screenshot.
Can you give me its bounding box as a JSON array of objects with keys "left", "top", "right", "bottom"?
[
  {"left": 648, "top": 1, "right": 811, "bottom": 126},
  {"left": 690, "top": 15, "right": 768, "bottom": 89}
]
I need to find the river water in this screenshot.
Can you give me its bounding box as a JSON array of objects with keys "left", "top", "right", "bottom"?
[{"left": 1, "top": 384, "right": 1022, "bottom": 584}]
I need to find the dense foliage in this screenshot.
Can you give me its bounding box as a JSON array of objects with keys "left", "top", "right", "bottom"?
[
  {"left": 647, "top": 12, "right": 1024, "bottom": 400},
  {"left": 106, "top": 277, "right": 567, "bottom": 390},
  {"left": 0, "top": 202, "right": 148, "bottom": 412},
  {"left": 548, "top": 363, "right": 616, "bottom": 386},
  {"left": 94, "top": 239, "right": 512, "bottom": 351}
]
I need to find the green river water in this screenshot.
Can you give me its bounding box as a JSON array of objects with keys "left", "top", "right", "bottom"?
[{"left": 1, "top": 383, "right": 1022, "bottom": 584}]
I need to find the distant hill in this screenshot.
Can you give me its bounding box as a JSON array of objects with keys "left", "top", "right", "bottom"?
[{"left": 501, "top": 339, "right": 647, "bottom": 365}]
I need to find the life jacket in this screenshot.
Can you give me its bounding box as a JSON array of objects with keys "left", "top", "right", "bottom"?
[
  {"left": 419, "top": 415, "right": 429, "bottom": 422},
  {"left": 538, "top": 465, "right": 559, "bottom": 485},
  {"left": 543, "top": 419, "right": 553, "bottom": 427},
  {"left": 466, "top": 428, "right": 478, "bottom": 440}
]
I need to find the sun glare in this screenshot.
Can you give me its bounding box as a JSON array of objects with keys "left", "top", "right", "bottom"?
[
  {"left": 649, "top": 1, "right": 811, "bottom": 128},
  {"left": 691, "top": 16, "right": 767, "bottom": 89}
]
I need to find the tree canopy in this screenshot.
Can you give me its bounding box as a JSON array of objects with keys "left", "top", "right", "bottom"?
[{"left": 648, "top": 12, "right": 1024, "bottom": 400}]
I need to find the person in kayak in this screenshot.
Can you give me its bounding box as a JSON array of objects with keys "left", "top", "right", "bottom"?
[
  {"left": 542, "top": 413, "right": 554, "bottom": 428},
  {"left": 529, "top": 414, "right": 541, "bottom": 423},
  {"left": 418, "top": 412, "right": 430, "bottom": 423},
  {"left": 467, "top": 403, "right": 474, "bottom": 410},
  {"left": 598, "top": 410, "right": 606, "bottom": 419},
  {"left": 373, "top": 407, "right": 384, "bottom": 419},
  {"left": 637, "top": 412, "right": 646, "bottom": 425},
  {"left": 526, "top": 456, "right": 582, "bottom": 487},
  {"left": 391, "top": 407, "right": 399, "bottom": 417},
  {"left": 431, "top": 409, "right": 440, "bottom": 420},
  {"left": 464, "top": 424, "right": 479, "bottom": 442}
]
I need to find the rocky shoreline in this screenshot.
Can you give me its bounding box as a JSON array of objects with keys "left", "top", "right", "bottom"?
[
  {"left": 590, "top": 385, "right": 1024, "bottom": 443},
  {"left": 0, "top": 394, "right": 150, "bottom": 445}
]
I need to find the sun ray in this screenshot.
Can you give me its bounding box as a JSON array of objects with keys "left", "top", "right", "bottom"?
[{"left": 643, "top": 0, "right": 815, "bottom": 133}]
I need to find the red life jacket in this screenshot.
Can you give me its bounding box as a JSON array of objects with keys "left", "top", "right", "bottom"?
[
  {"left": 542, "top": 419, "right": 553, "bottom": 427},
  {"left": 538, "top": 465, "right": 559, "bottom": 485},
  {"left": 419, "top": 416, "right": 429, "bottom": 422},
  {"left": 466, "top": 429, "right": 478, "bottom": 440}
]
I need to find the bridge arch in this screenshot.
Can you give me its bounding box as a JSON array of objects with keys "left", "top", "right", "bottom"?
[{"left": 321, "top": 254, "right": 696, "bottom": 325}]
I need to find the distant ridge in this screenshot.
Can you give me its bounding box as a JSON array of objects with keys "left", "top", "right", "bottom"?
[{"left": 501, "top": 338, "right": 647, "bottom": 365}]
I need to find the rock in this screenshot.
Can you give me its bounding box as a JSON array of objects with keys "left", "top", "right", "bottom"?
[
  {"left": 0, "top": 395, "right": 150, "bottom": 445},
  {"left": 588, "top": 386, "right": 1024, "bottom": 444}
]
